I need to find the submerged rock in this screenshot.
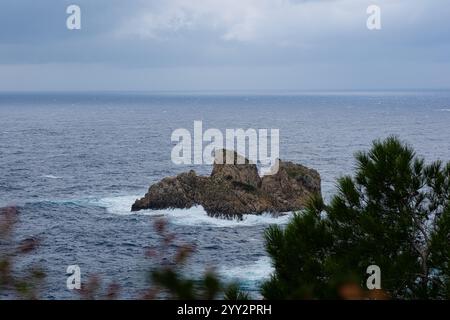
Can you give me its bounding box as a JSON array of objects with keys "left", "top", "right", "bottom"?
[{"left": 131, "top": 150, "right": 321, "bottom": 216}]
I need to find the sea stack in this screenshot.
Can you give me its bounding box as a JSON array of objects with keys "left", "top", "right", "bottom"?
[{"left": 131, "top": 149, "right": 321, "bottom": 216}]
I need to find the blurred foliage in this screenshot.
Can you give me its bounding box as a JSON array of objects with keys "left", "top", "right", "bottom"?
[
  {"left": 0, "top": 208, "right": 248, "bottom": 300},
  {"left": 0, "top": 207, "right": 46, "bottom": 299},
  {"left": 144, "top": 218, "right": 249, "bottom": 300},
  {"left": 77, "top": 275, "right": 120, "bottom": 300},
  {"left": 263, "top": 136, "right": 450, "bottom": 299}
]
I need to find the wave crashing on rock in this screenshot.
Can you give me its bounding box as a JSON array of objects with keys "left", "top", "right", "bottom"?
[{"left": 131, "top": 149, "right": 321, "bottom": 217}]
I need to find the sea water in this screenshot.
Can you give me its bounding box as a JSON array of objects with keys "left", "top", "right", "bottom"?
[{"left": 1, "top": 91, "right": 450, "bottom": 299}]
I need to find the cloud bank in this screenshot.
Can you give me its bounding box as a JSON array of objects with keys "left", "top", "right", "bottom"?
[{"left": 0, "top": 0, "right": 449, "bottom": 91}]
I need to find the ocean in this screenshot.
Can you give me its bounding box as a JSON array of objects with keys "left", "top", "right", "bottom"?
[{"left": 1, "top": 91, "right": 450, "bottom": 299}]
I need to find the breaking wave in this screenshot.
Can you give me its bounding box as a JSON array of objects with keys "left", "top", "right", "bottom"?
[
  {"left": 219, "top": 256, "right": 274, "bottom": 282},
  {"left": 92, "top": 195, "right": 291, "bottom": 227}
]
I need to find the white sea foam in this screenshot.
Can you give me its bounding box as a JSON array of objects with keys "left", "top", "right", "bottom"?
[
  {"left": 93, "top": 195, "right": 138, "bottom": 215},
  {"left": 94, "top": 195, "right": 291, "bottom": 227},
  {"left": 219, "top": 256, "right": 274, "bottom": 282},
  {"left": 439, "top": 108, "right": 450, "bottom": 112},
  {"left": 41, "top": 174, "right": 62, "bottom": 179}
]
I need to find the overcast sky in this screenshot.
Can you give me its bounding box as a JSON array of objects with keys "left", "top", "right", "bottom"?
[{"left": 0, "top": 0, "right": 449, "bottom": 91}]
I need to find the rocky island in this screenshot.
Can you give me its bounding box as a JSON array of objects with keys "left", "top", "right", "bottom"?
[{"left": 131, "top": 150, "right": 321, "bottom": 217}]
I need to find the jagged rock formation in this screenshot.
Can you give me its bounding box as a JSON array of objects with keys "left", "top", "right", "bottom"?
[{"left": 131, "top": 150, "right": 321, "bottom": 216}]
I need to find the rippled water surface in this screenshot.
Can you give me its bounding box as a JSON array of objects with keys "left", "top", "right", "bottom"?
[{"left": 1, "top": 92, "right": 450, "bottom": 298}]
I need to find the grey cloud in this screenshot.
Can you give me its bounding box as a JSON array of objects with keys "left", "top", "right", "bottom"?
[{"left": 0, "top": 0, "right": 449, "bottom": 91}]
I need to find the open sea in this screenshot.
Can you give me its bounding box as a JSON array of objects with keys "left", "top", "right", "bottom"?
[{"left": 1, "top": 91, "right": 450, "bottom": 299}]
